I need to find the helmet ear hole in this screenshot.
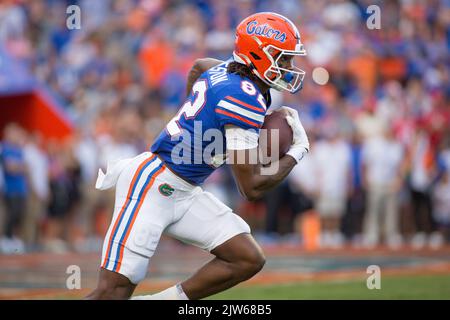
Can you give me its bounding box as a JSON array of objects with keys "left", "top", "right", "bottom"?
[{"left": 250, "top": 52, "right": 261, "bottom": 60}]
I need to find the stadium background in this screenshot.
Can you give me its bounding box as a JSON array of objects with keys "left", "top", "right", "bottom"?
[{"left": 0, "top": 0, "right": 449, "bottom": 299}]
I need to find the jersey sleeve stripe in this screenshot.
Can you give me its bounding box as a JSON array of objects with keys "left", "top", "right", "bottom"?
[
  {"left": 225, "top": 95, "right": 266, "bottom": 112},
  {"left": 217, "top": 100, "right": 265, "bottom": 123},
  {"left": 215, "top": 108, "right": 262, "bottom": 128}
]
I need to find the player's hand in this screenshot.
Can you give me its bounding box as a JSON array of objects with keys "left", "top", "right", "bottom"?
[
  {"left": 279, "top": 106, "right": 310, "bottom": 151},
  {"left": 278, "top": 106, "right": 310, "bottom": 163}
]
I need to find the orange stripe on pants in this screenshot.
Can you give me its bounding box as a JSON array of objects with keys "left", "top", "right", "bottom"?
[
  {"left": 115, "top": 165, "right": 166, "bottom": 273},
  {"left": 101, "top": 154, "right": 156, "bottom": 269}
]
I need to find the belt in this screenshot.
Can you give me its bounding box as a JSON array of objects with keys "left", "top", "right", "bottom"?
[{"left": 154, "top": 153, "right": 199, "bottom": 187}]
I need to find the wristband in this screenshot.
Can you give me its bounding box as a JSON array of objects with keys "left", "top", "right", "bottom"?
[{"left": 286, "top": 145, "right": 308, "bottom": 164}]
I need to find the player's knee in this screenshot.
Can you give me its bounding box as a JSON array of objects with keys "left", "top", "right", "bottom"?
[{"left": 236, "top": 250, "right": 266, "bottom": 280}]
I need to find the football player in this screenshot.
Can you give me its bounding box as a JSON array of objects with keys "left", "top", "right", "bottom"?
[{"left": 86, "top": 12, "right": 310, "bottom": 300}]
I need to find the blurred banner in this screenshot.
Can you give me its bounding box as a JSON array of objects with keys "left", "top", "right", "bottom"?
[{"left": 0, "top": 47, "right": 73, "bottom": 140}]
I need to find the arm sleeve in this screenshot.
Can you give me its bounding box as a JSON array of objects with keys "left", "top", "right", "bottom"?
[{"left": 225, "top": 125, "right": 259, "bottom": 150}]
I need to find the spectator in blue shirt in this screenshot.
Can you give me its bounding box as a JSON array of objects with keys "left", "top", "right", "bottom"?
[{"left": 0, "top": 123, "right": 28, "bottom": 253}]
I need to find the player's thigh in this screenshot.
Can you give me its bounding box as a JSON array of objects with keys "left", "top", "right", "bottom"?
[{"left": 165, "top": 191, "right": 251, "bottom": 252}]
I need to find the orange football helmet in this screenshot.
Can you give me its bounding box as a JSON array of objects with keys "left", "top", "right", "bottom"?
[{"left": 233, "top": 12, "right": 307, "bottom": 93}]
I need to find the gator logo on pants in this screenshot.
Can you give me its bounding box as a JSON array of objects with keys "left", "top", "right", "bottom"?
[{"left": 158, "top": 183, "right": 174, "bottom": 197}]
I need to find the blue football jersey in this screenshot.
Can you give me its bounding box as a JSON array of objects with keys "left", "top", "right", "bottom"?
[{"left": 151, "top": 60, "right": 269, "bottom": 185}]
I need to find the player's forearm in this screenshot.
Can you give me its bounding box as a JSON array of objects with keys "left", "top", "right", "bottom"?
[{"left": 241, "top": 155, "right": 297, "bottom": 200}]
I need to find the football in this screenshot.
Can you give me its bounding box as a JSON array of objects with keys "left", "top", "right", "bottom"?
[{"left": 259, "top": 109, "right": 293, "bottom": 162}]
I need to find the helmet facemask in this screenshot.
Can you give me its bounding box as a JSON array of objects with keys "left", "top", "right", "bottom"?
[{"left": 262, "top": 44, "right": 307, "bottom": 93}]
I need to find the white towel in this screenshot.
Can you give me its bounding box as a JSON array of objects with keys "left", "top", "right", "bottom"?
[{"left": 95, "top": 157, "right": 135, "bottom": 190}]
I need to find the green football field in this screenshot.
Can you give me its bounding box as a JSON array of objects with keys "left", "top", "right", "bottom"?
[
  {"left": 2, "top": 248, "right": 450, "bottom": 300},
  {"left": 209, "top": 274, "right": 450, "bottom": 300}
]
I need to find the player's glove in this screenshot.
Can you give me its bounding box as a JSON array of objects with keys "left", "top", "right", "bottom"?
[{"left": 278, "top": 106, "right": 310, "bottom": 164}]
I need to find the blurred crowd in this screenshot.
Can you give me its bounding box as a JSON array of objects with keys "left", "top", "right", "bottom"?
[{"left": 0, "top": 0, "right": 449, "bottom": 254}]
